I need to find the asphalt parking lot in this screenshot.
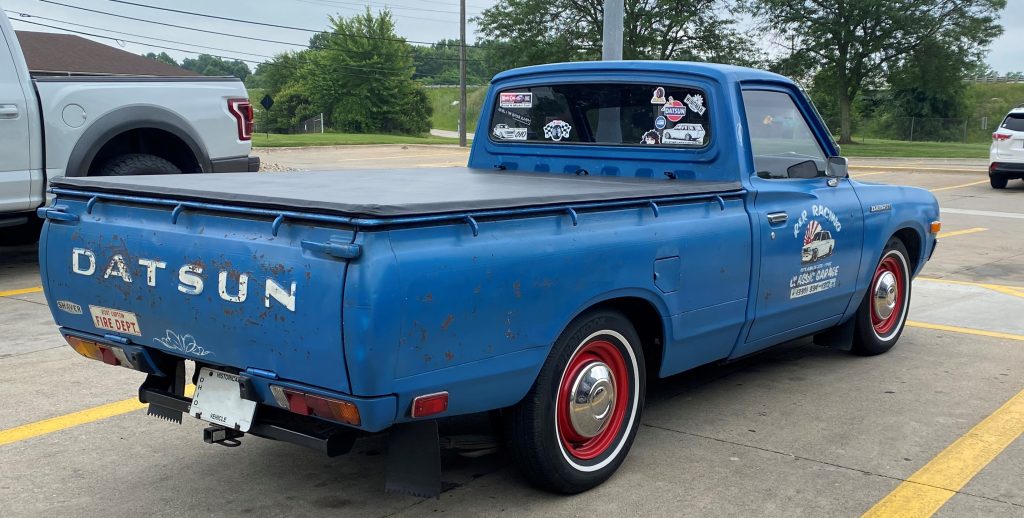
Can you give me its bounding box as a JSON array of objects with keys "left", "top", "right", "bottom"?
[{"left": 2, "top": 150, "right": 1023, "bottom": 517}]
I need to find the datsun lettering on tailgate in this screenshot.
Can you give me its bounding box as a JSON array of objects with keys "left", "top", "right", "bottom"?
[{"left": 37, "top": 61, "right": 940, "bottom": 497}]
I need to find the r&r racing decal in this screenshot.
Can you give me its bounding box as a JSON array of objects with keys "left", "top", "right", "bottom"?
[{"left": 790, "top": 205, "right": 842, "bottom": 299}]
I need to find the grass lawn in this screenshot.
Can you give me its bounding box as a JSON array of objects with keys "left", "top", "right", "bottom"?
[
  {"left": 426, "top": 86, "right": 486, "bottom": 132},
  {"left": 251, "top": 132, "right": 460, "bottom": 147},
  {"left": 839, "top": 138, "right": 990, "bottom": 159}
]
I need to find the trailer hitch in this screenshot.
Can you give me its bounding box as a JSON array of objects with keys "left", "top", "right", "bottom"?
[{"left": 203, "top": 425, "right": 243, "bottom": 447}]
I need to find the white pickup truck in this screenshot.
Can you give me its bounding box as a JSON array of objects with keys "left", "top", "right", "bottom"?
[{"left": 0, "top": 10, "right": 259, "bottom": 244}]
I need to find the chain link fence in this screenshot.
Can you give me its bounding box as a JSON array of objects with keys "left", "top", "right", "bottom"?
[{"left": 824, "top": 116, "right": 1005, "bottom": 144}]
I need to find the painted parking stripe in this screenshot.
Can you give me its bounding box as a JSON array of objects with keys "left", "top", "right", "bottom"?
[
  {"left": 861, "top": 387, "right": 1024, "bottom": 518},
  {"left": 907, "top": 321, "right": 1024, "bottom": 342},
  {"left": 935, "top": 227, "right": 987, "bottom": 239},
  {"left": 929, "top": 180, "right": 989, "bottom": 193},
  {"left": 942, "top": 208, "right": 1024, "bottom": 220},
  {"left": 0, "top": 385, "right": 195, "bottom": 447},
  {"left": 0, "top": 286, "right": 43, "bottom": 297},
  {"left": 915, "top": 277, "right": 1024, "bottom": 298}
]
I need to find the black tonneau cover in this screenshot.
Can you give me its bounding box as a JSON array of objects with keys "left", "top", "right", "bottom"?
[{"left": 52, "top": 168, "right": 742, "bottom": 218}]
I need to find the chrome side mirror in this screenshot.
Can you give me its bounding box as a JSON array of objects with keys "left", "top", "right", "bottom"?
[{"left": 826, "top": 156, "right": 849, "bottom": 178}]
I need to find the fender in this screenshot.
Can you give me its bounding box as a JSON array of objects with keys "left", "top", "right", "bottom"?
[{"left": 64, "top": 105, "right": 211, "bottom": 177}]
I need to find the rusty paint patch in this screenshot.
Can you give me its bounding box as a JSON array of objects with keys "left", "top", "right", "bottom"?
[
  {"left": 444, "top": 350, "right": 455, "bottom": 361},
  {"left": 441, "top": 314, "right": 455, "bottom": 331},
  {"left": 421, "top": 293, "right": 433, "bottom": 302},
  {"left": 513, "top": 281, "right": 522, "bottom": 299}
]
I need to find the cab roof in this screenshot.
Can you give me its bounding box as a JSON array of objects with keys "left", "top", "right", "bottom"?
[{"left": 492, "top": 60, "right": 793, "bottom": 85}]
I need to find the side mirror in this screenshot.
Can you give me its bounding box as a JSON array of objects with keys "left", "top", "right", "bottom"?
[{"left": 826, "top": 156, "right": 849, "bottom": 178}]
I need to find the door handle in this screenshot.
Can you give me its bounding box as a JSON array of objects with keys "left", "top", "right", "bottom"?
[
  {"left": 766, "top": 212, "right": 788, "bottom": 225},
  {"left": 0, "top": 104, "right": 19, "bottom": 119}
]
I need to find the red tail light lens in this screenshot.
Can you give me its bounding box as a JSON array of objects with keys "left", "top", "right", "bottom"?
[
  {"left": 228, "top": 98, "right": 253, "bottom": 141},
  {"left": 993, "top": 133, "right": 1012, "bottom": 141},
  {"left": 411, "top": 391, "right": 449, "bottom": 418},
  {"left": 269, "top": 385, "right": 361, "bottom": 426}
]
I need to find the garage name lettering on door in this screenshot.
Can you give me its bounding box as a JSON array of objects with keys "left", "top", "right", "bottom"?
[{"left": 70, "top": 248, "right": 297, "bottom": 312}]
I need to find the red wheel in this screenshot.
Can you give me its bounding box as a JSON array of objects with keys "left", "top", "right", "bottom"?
[
  {"left": 555, "top": 337, "right": 630, "bottom": 461},
  {"left": 504, "top": 310, "right": 645, "bottom": 493},
  {"left": 852, "top": 238, "right": 911, "bottom": 355}
]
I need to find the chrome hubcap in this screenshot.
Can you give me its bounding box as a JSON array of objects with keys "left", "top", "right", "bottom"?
[
  {"left": 568, "top": 362, "right": 616, "bottom": 438},
  {"left": 873, "top": 271, "right": 898, "bottom": 320}
]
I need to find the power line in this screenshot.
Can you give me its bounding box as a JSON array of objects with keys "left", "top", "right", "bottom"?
[
  {"left": 13, "top": 7, "right": 485, "bottom": 64},
  {"left": 9, "top": 17, "right": 432, "bottom": 80},
  {"left": 295, "top": 0, "right": 483, "bottom": 17},
  {"left": 293, "top": 0, "right": 465, "bottom": 23},
  {"left": 5, "top": 11, "right": 274, "bottom": 59},
  {"left": 103, "top": 0, "right": 479, "bottom": 47}
]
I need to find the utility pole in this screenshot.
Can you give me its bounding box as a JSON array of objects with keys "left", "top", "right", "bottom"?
[
  {"left": 602, "top": 0, "right": 623, "bottom": 60},
  {"left": 458, "top": 0, "right": 468, "bottom": 147}
]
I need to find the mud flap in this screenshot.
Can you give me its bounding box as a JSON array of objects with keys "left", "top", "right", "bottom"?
[
  {"left": 140, "top": 359, "right": 186, "bottom": 423},
  {"left": 385, "top": 420, "right": 441, "bottom": 498},
  {"left": 814, "top": 317, "right": 855, "bottom": 350}
]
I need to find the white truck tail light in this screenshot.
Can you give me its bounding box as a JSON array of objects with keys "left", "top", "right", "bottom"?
[
  {"left": 269, "top": 385, "right": 361, "bottom": 426},
  {"left": 993, "top": 132, "right": 1012, "bottom": 141},
  {"left": 228, "top": 98, "right": 254, "bottom": 141}
]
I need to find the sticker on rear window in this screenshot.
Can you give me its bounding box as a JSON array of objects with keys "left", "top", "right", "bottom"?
[
  {"left": 499, "top": 92, "right": 532, "bottom": 109},
  {"left": 88, "top": 305, "right": 142, "bottom": 336}
]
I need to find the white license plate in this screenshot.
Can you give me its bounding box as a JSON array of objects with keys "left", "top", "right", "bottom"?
[
  {"left": 88, "top": 305, "right": 142, "bottom": 336},
  {"left": 189, "top": 368, "right": 257, "bottom": 432}
]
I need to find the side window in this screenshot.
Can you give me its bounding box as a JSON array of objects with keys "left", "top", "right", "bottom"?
[{"left": 742, "top": 90, "right": 826, "bottom": 179}]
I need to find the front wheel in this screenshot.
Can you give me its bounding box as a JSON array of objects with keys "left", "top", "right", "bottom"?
[
  {"left": 850, "top": 238, "right": 911, "bottom": 355},
  {"left": 504, "top": 310, "right": 646, "bottom": 493}
]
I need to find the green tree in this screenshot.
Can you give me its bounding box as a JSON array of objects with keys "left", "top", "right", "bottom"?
[
  {"left": 412, "top": 40, "right": 492, "bottom": 85},
  {"left": 474, "top": 0, "right": 759, "bottom": 71},
  {"left": 142, "top": 52, "right": 178, "bottom": 67},
  {"left": 744, "top": 0, "right": 1005, "bottom": 143},
  {"left": 181, "top": 54, "right": 251, "bottom": 80},
  {"left": 301, "top": 9, "right": 431, "bottom": 134}
]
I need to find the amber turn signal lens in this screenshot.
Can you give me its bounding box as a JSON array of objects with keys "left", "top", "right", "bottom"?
[
  {"left": 930, "top": 221, "right": 942, "bottom": 234},
  {"left": 65, "top": 335, "right": 105, "bottom": 362}
]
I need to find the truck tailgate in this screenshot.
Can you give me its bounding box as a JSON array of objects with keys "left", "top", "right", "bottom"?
[{"left": 39, "top": 192, "right": 354, "bottom": 393}]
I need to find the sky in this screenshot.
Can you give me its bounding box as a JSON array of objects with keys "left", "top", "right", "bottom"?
[{"left": 3, "top": 0, "right": 1021, "bottom": 74}]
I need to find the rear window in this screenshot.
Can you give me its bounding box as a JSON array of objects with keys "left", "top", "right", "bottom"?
[
  {"left": 489, "top": 83, "right": 711, "bottom": 148},
  {"left": 1000, "top": 113, "right": 1024, "bottom": 132}
]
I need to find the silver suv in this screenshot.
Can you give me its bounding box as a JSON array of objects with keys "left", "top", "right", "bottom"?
[{"left": 990, "top": 106, "right": 1024, "bottom": 189}]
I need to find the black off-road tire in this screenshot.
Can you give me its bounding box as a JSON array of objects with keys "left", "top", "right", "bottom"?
[
  {"left": 503, "top": 309, "right": 646, "bottom": 494},
  {"left": 95, "top": 153, "right": 180, "bottom": 176},
  {"left": 850, "top": 238, "right": 911, "bottom": 356},
  {"left": 990, "top": 176, "right": 1008, "bottom": 189}
]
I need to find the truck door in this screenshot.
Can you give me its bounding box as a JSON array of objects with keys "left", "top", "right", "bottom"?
[
  {"left": 0, "top": 22, "right": 32, "bottom": 213},
  {"left": 738, "top": 88, "right": 864, "bottom": 352}
]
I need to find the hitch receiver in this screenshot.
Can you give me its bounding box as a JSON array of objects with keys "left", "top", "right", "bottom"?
[{"left": 204, "top": 425, "right": 243, "bottom": 447}]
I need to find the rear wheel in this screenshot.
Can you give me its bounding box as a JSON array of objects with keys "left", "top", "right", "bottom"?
[
  {"left": 95, "top": 153, "right": 180, "bottom": 176},
  {"left": 990, "top": 175, "right": 1008, "bottom": 189},
  {"left": 504, "top": 310, "right": 645, "bottom": 493},
  {"left": 0, "top": 218, "right": 42, "bottom": 246},
  {"left": 851, "top": 238, "right": 911, "bottom": 356}
]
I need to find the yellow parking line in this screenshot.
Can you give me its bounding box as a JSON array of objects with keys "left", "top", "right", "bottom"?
[
  {"left": 0, "top": 286, "right": 42, "bottom": 297},
  {"left": 916, "top": 277, "right": 1024, "bottom": 298},
  {"left": 936, "top": 227, "right": 987, "bottom": 239},
  {"left": 861, "top": 387, "right": 1024, "bottom": 518},
  {"left": 851, "top": 171, "right": 894, "bottom": 178},
  {"left": 0, "top": 385, "right": 194, "bottom": 447},
  {"left": 929, "top": 180, "right": 988, "bottom": 193},
  {"left": 906, "top": 321, "right": 1024, "bottom": 342}
]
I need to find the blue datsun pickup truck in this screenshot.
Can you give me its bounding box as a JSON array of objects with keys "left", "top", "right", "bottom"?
[{"left": 38, "top": 61, "right": 940, "bottom": 496}]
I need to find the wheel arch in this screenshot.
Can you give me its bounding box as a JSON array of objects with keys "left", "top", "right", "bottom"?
[
  {"left": 566, "top": 290, "right": 669, "bottom": 384},
  {"left": 65, "top": 106, "right": 211, "bottom": 177},
  {"left": 891, "top": 226, "right": 923, "bottom": 276}
]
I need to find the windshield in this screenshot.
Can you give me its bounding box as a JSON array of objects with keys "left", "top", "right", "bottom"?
[{"left": 489, "top": 83, "right": 712, "bottom": 148}]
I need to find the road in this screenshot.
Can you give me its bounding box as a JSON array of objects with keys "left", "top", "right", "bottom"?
[{"left": 1, "top": 151, "right": 1022, "bottom": 517}]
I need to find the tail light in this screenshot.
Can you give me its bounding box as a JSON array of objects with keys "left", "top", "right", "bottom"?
[
  {"left": 411, "top": 391, "right": 449, "bottom": 418},
  {"left": 993, "top": 133, "right": 1012, "bottom": 141},
  {"left": 269, "top": 385, "right": 361, "bottom": 426},
  {"left": 65, "top": 335, "right": 135, "bottom": 369},
  {"left": 228, "top": 98, "right": 253, "bottom": 141}
]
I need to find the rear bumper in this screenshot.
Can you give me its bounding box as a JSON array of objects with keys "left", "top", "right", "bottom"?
[
  {"left": 209, "top": 155, "right": 261, "bottom": 173},
  {"left": 990, "top": 162, "right": 1024, "bottom": 178}
]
